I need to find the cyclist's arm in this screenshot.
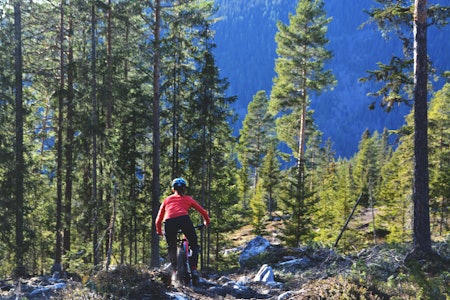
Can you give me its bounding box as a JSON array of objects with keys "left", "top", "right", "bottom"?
[
  {"left": 155, "top": 203, "right": 165, "bottom": 235},
  {"left": 190, "top": 199, "right": 210, "bottom": 226}
]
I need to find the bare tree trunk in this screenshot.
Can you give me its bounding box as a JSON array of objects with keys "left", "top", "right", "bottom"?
[
  {"left": 150, "top": 0, "right": 161, "bottom": 268},
  {"left": 104, "top": 0, "right": 114, "bottom": 271},
  {"left": 106, "top": 0, "right": 113, "bottom": 128},
  {"left": 63, "top": 4, "right": 75, "bottom": 268},
  {"left": 14, "top": 0, "right": 25, "bottom": 277},
  {"left": 410, "top": 0, "right": 432, "bottom": 257},
  {"left": 91, "top": 2, "right": 100, "bottom": 267},
  {"left": 106, "top": 180, "right": 117, "bottom": 271},
  {"left": 53, "top": 0, "right": 65, "bottom": 274}
]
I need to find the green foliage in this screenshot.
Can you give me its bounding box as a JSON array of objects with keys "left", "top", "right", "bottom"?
[
  {"left": 0, "top": 0, "right": 237, "bottom": 276},
  {"left": 269, "top": 0, "right": 335, "bottom": 250},
  {"left": 270, "top": 0, "right": 335, "bottom": 159},
  {"left": 278, "top": 169, "right": 318, "bottom": 247},
  {"left": 1, "top": 0, "right": 449, "bottom": 278},
  {"left": 237, "top": 90, "right": 276, "bottom": 209},
  {"left": 428, "top": 83, "right": 450, "bottom": 237},
  {"left": 249, "top": 181, "right": 267, "bottom": 235},
  {"left": 260, "top": 145, "right": 281, "bottom": 216}
]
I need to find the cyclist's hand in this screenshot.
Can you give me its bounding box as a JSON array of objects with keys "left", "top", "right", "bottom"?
[
  {"left": 156, "top": 230, "right": 163, "bottom": 236},
  {"left": 204, "top": 219, "right": 210, "bottom": 227}
]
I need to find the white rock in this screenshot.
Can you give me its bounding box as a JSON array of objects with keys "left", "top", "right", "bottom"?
[{"left": 254, "top": 264, "right": 275, "bottom": 283}]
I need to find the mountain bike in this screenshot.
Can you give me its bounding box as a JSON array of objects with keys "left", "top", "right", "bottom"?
[{"left": 175, "top": 224, "right": 204, "bottom": 286}]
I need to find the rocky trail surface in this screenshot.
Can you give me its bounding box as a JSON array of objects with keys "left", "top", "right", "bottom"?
[{"left": 1, "top": 222, "right": 448, "bottom": 299}]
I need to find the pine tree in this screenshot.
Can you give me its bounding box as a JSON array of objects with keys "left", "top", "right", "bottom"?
[
  {"left": 361, "top": 0, "right": 450, "bottom": 257},
  {"left": 13, "top": 0, "right": 26, "bottom": 277},
  {"left": 410, "top": 0, "right": 431, "bottom": 257},
  {"left": 269, "top": 0, "right": 335, "bottom": 247},
  {"left": 270, "top": 0, "right": 335, "bottom": 181}
]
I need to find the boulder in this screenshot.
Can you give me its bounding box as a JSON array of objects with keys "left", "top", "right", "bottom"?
[
  {"left": 238, "top": 236, "right": 271, "bottom": 267},
  {"left": 254, "top": 264, "right": 274, "bottom": 283}
]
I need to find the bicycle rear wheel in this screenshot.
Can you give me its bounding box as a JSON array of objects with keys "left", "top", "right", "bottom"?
[{"left": 176, "top": 243, "right": 191, "bottom": 286}]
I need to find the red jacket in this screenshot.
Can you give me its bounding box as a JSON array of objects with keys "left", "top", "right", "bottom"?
[{"left": 155, "top": 194, "right": 210, "bottom": 235}]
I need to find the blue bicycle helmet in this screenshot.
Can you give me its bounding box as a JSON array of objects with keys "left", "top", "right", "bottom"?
[{"left": 171, "top": 177, "right": 187, "bottom": 189}]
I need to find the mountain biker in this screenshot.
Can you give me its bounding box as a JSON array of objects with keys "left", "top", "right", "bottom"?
[{"left": 155, "top": 177, "right": 210, "bottom": 284}]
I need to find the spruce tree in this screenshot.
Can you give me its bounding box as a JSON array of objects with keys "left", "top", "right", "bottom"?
[
  {"left": 238, "top": 90, "right": 275, "bottom": 209},
  {"left": 260, "top": 145, "right": 281, "bottom": 217},
  {"left": 379, "top": 121, "right": 414, "bottom": 243},
  {"left": 428, "top": 84, "right": 450, "bottom": 236},
  {"left": 0, "top": 2, "right": 19, "bottom": 276}
]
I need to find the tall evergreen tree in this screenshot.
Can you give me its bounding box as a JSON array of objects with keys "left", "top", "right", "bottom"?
[
  {"left": 270, "top": 0, "right": 335, "bottom": 182},
  {"left": 0, "top": 1, "right": 18, "bottom": 276},
  {"left": 410, "top": 0, "right": 431, "bottom": 257},
  {"left": 186, "top": 12, "right": 236, "bottom": 267},
  {"left": 13, "top": 0, "right": 26, "bottom": 277},
  {"left": 150, "top": 0, "right": 162, "bottom": 268},
  {"left": 63, "top": 0, "right": 75, "bottom": 267},
  {"left": 53, "top": 0, "right": 66, "bottom": 274},
  {"left": 362, "top": 0, "right": 450, "bottom": 258},
  {"left": 90, "top": 1, "right": 100, "bottom": 267},
  {"left": 269, "top": 0, "right": 335, "bottom": 246}
]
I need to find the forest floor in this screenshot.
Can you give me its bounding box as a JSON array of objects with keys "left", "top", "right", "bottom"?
[{"left": 1, "top": 220, "right": 449, "bottom": 299}]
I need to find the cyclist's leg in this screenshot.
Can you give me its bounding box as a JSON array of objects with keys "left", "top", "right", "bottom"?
[
  {"left": 180, "top": 216, "right": 199, "bottom": 270},
  {"left": 164, "top": 219, "right": 179, "bottom": 272}
]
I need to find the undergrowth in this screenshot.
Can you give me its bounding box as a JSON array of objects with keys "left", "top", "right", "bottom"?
[{"left": 51, "top": 240, "right": 449, "bottom": 299}]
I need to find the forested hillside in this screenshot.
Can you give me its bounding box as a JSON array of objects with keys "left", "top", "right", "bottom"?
[{"left": 212, "top": 0, "right": 450, "bottom": 157}]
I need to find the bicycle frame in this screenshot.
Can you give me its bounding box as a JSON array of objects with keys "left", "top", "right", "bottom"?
[{"left": 175, "top": 224, "right": 204, "bottom": 286}]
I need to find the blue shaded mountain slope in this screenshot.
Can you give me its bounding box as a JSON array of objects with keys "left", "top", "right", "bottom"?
[{"left": 212, "top": 0, "right": 450, "bottom": 158}]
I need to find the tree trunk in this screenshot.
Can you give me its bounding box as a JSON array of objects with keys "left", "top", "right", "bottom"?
[
  {"left": 53, "top": 0, "right": 65, "bottom": 274},
  {"left": 150, "top": 0, "right": 161, "bottom": 268},
  {"left": 106, "top": 0, "right": 113, "bottom": 128},
  {"left": 91, "top": 3, "right": 100, "bottom": 267},
  {"left": 106, "top": 180, "right": 117, "bottom": 271},
  {"left": 63, "top": 5, "right": 75, "bottom": 268},
  {"left": 411, "top": 0, "right": 432, "bottom": 256},
  {"left": 14, "top": 0, "right": 26, "bottom": 277}
]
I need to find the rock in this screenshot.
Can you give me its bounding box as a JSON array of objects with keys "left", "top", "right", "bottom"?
[
  {"left": 278, "top": 291, "right": 294, "bottom": 300},
  {"left": 254, "top": 264, "right": 274, "bottom": 283},
  {"left": 222, "top": 246, "right": 243, "bottom": 256},
  {"left": 29, "top": 282, "right": 66, "bottom": 297},
  {"left": 166, "top": 291, "right": 191, "bottom": 300},
  {"left": 278, "top": 257, "right": 312, "bottom": 269},
  {"left": 239, "top": 236, "right": 271, "bottom": 267},
  {"left": 217, "top": 276, "right": 232, "bottom": 284},
  {"left": 237, "top": 275, "right": 250, "bottom": 285}
]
